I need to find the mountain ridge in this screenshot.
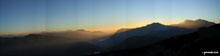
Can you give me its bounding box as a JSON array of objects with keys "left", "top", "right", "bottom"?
[
  {"left": 170, "top": 19, "right": 215, "bottom": 29},
  {"left": 94, "top": 22, "right": 195, "bottom": 49},
  {"left": 89, "top": 24, "right": 220, "bottom": 56}
]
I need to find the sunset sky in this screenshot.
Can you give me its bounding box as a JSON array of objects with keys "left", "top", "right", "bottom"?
[{"left": 0, "top": 0, "right": 220, "bottom": 35}]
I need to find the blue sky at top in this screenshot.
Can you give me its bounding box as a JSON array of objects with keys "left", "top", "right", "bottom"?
[{"left": 0, "top": 0, "right": 220, "bottom": 35}]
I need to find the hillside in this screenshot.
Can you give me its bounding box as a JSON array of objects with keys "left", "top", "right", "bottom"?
[{"left": 90, "top": 24, "right": 220, "bottom": 56}]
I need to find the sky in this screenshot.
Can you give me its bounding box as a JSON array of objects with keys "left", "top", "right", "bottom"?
[{"left": 0, "top": 0, "right": 220, "bottom": 35}]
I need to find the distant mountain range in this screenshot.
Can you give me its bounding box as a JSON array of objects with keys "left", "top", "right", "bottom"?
[
  {"left": 170, "top": 19, "right": 215, "bottom": 29},
  {"left": 93, "top": 22, "right": 194, "bottom": 50},
  {"left": 112, "top": 19, "right": 216, "bottom": 33},
  {"left": 91, "top": 19, "right": 216, "bottom": 50},
  {"left": 0, "top": 19, "right": 218, "bottom": 56},
  {"left": 0, "top": 29, "right": 108, "bottom": 55},
  {"left": 90, "top": 23, "right": 220, "bottom": 56}
]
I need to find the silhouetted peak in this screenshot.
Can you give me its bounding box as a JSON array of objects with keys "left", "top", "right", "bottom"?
[
  {"left": 147, "top": 22, "right": 164, "bottom": 27},
  {"left": 76, "top": 29, "right": 86, "bottom": 31},
  {"left": 195, "top": 19, "right": 209, "bottom": 23},
  {"left": 196, "top": 19, "right": 205, "bottom": 21},
  {"left": 25, "top": 34, "right": 42, "bottom": 38},
  {"left": 183, "top": 19, "right": 213, "bottom": 23},
  {"left": 171, "top": 19, "right": 216, "bottom": 29}
]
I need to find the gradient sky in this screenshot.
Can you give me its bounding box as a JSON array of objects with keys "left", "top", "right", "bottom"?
[{"left": 0, "top": 0, "right": 220, "bottom": 35}]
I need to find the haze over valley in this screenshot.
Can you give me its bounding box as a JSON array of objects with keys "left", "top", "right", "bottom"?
[{"left": 1, "top": 19, "right": 219, "bottom": 56}]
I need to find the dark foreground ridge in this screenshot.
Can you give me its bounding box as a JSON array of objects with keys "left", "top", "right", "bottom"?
[{"left": 89, "top": 24, "right": 220, "bottom": 56}]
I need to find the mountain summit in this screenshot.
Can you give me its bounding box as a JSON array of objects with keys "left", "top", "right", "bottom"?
[
  {"left": 115, "top": 22, "right": 166, "bottom": 34},
  {"left": 143, "top": 22, "right": 169, "bottom": 31},
  {"left": 171, "top": 19, "right": 216, "bottom": 29},
  {"left": 147, "top": 22, "right": 163, "bottom": 26}
]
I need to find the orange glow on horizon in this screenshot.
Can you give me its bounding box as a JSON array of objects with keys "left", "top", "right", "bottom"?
[{"left": 0, "top": 19, "right": 185, "bottom": 36}]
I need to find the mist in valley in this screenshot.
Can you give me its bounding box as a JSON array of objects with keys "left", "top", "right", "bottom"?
[{"left": 1, "top": 19, "right": 219, "bottom": 56}]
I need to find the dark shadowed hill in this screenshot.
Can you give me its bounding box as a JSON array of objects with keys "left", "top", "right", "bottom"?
[{"left": 89, "top": 24, "right": 220, "bottom": 56}]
